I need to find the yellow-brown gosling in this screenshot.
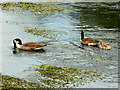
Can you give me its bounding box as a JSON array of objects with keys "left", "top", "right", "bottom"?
[
  {"left": 13, "top": 38, "right": 47, "bottom": 51},
  {"left": 99, "top": 40, "right": 111, "bottom": 50},
  {"left": 80, "top": 30, "right": 99, "bottom": 46}
]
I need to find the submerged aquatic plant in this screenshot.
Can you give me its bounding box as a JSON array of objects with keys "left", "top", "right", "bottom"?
[
  {"left": 25, "top": 28, "right": 67, "bottom": 40},
  {"left": 32, "top": 65, "right": 106, "bottom": 88},
  {"left": 2, "top": 75, "right": 47, "bottom": 88},
  {"left": 1, "top": 65, "right": 106, "bottom": 88},
  {"left": 0, "top": 2, "right": 73, "bottom": 14}
]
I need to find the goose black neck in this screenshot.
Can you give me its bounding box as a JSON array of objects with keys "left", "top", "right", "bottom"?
[
  {"left": 81, "top": 31, "right": 84, "bottom": 40},
  {"left": 13, "top": 40, "right": 17, "bottom": 48}
]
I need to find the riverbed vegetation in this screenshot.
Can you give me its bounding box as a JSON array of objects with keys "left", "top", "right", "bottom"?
[
  {"left": 2, "top": 74, "right": 46, "bottom": 89},
  {"left": 1, "top": 65, "right": 106, "bottom": 88},
  {"left": 33, "top": 65, "right": 106, "bottom": 88},
  {"left": 0, "top": 2, "right": 73, "bottom": 14},
  {"left": 25, "top": 28, "right": 67, "bottom": 40}
]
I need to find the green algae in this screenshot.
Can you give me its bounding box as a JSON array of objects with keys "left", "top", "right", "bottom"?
[
  {"left": 0, "top": 73, "right": 1, "bottom": 89},
  {"left": 1, "top": 66, "right": 106, "bottom": 88},
  {"left": 25, "top": 28, "right": 67, "bottom": 40},
  {"left": 0, "top": 2, "right": 73, "bottom": 14},
  {"left": 32, "top": 65, "right": 106, "bottom": 88},
  {"left": 2, "top": 74, "right": 47, "bottom": 89},
  {"left": 2, "top": 75, "right": 46, "bottom": 88}
]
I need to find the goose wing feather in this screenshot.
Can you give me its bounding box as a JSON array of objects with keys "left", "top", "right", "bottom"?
[
  {"left": 20, "top": 42, "right": 46, "bottom": 50},
  {"left": 81, "top": 38, "right": 99, "bottom": 45}
]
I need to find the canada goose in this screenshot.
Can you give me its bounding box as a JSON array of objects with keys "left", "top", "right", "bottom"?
[
  {"left": 80, "top": 30, "right": 99, "bottom": 46},
  {"left": 99, "top": 40, "right": 111, "bottom": 50},
  {"left": 13, "top": 38, "right": 47, "bottom": 51}
]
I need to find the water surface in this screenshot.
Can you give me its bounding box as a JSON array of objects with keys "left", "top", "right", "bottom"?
[{"left": 1, "top": 2, "right": 119, "bottom": 88}]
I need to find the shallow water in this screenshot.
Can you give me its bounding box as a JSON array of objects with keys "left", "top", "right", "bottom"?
[{"left": 1, "top": 2, "right": 119, "bottom": 88}]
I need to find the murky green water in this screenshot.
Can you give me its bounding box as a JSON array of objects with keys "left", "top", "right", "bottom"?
[{"left": 1, "top": 2, "right": 119, "bottom": 88}]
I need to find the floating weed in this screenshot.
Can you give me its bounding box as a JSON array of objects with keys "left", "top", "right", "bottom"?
[
  {"left": 33, "top": 65, "right": 106, "bottom": 88},
  {"left": 25, "top": 28, "right": 67, "bottom": 40},
  {"left": 0, "top": 2, "right": 73, "bottom": 14},
  {"left": 2, "top": 75, "right": 47, "bottom": 88}
]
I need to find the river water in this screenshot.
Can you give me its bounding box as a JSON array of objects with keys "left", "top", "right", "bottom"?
[{"left": 1, "top": 2, "right": 119, "bottom": 88}]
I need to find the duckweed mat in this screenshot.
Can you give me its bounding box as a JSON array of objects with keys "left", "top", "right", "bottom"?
[
  {"left": 28, "top": 65, "right": 106, "bottom": 88},
  {"left": 0, "top": 2, "right": 73, "bottom": 14},
  {"left": 25, "top": 28, "right": 67, "bottom": 40}
]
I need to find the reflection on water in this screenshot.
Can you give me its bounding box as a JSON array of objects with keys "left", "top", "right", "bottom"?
[
  {"left": 1, "top": 2, "right": 119, "bottom": 88},
  {"left": 12, "top": 48, "right": 46, "bottom": 54},
  {"left": 12, "top": 48, "right": 17, "bottom": 54},
  {"left": 70, "top": 2, "right": 119, "bottom": 28}
]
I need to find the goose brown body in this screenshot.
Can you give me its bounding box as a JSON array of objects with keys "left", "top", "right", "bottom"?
[
  {"left": 99, "top": 40, "right": 111, "bottom": 50},
  {"left": 80, "top": 31, "right": 99, "bottom": 46},
  {"left": 19, "top": 42, "right": 46, "bottom": 50},
  {"left": 81, "top": 37, "right": 99, "bottom": 45}
]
